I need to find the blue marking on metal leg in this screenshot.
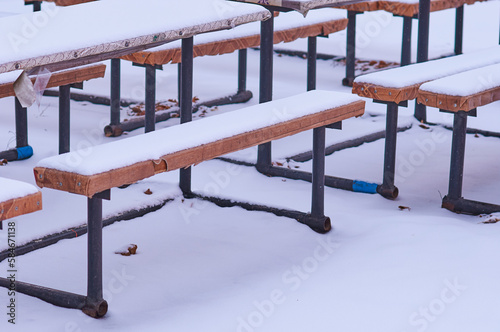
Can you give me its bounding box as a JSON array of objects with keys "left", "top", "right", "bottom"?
[
  {"left": 352, "top": 181, "right": 378, "bottom": 194},
  {"left": 16, "top": 146, "right": 33, "bottom": 160}
]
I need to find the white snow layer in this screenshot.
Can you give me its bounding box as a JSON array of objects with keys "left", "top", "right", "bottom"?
[
  {"left": 419, "top": 63, "right": 500, "bottom": 96},
  {"left": 0, "top": 177, "right": 39, "bottom": 203},
  {"left": 36, "top": 90, "right": 361, "bottom": 176}
]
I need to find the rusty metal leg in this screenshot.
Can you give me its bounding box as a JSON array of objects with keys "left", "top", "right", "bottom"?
[{"left": 454, "top": 5, "right": 464, "bottom": 55}]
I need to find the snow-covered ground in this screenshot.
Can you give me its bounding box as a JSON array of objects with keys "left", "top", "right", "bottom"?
[{"left": 1, "top": 0, "right": 500, "bottom": 331}]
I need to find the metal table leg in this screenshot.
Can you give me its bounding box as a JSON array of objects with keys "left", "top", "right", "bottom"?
[
  {"left": 180, "top": 37, "right": 194, "bottom": 196},
  {"left": 342, "top": 10, "right": 359, "bottom": 87},
  {"left": 401, "top": 16, "right": 413, "bottom": 66},
  {"left": 256, "top": 12, "right": 274, "bottom": 171},
  {"left": 415, "top": 0, "right": 430, "bottom": 122},
  {"left": 455, "top": 5, "right": 464, "bottom": 55},
  {"left": 59, "top": 84, "right": 71, "bottom": 154},
  {"left": 145, "top": 64, "right": 156, "bottom": 133}
]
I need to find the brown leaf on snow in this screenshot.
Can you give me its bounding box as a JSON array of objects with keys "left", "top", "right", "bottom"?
[
  {"left": 0, "top": 159, "right": 7, "bottom": 166},
  {"left": 115, "top": 244, "right": 138, "bottom": 256},
  {"left": 398, "top": 206, "right": 411, "bottom": 211},
  {"left": 144, "top": 189, "right": 153, "bottom": 195}
]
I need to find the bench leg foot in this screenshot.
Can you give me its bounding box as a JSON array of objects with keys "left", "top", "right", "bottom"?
[
  {"left": 442, "top": 196, "right": 500, "bottom": 215},
  {"left": 82, "top": 299, "right": 108, "bottom": 318}
]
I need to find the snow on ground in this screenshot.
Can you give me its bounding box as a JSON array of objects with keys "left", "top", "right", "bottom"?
[{"left": 1, "top": 0, "right": 500, "bottom": 331}]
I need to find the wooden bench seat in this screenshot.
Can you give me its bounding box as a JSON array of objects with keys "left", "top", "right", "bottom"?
[
  {"left": 0, "top": 177, "right": 42, "bottom": 228},
  {"left": 108, "top": 9, "right": 348, "bottom": 136},
  {"left": 0, "top": 64, "right": 106, "bottom": 161},
  {"left": 416, "top": 63, "right": 500, "bottom": 214},
  {"left": 121, "top": 10, "right": 347, "bottom": 66},
  {"left": 35, "top": 90, "right": 364, "bottom": 197},
  {"left": 29, "top": 90, "right": 364, "bottom": 317},
  {"left": 351, "top": 46, "right": 500, "bottom": 199}
]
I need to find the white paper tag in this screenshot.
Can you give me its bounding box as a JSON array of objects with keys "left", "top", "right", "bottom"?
[{"left": 13, "top": 71, "right": 36, "bottom": 108}]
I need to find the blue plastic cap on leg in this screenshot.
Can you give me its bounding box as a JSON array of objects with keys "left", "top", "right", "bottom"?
[
  {"left": 16, "top": 145, "right": 33, "bottom": 160},
  {"left": 352, "top": 180, "right": 378, "bottom": 194}
]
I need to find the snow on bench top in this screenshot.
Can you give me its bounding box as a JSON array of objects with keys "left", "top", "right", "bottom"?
[
  {"left": 142, "top": 8, "right": 346, "bottom": 53},
  {"left": 0, "top": 0, "right": 271, "bottom": 74},
  {"left": 354, "top": 46, "right": 500, "bottom": 88},
  {"left": 36, "top": 90, "right": 361, "bottom": 176},
  {"left": 419, "top": 63, "right": 500, "bottom": 96},
  {"left": 0, "top": 177, "right": 39, "bottom": 203}
]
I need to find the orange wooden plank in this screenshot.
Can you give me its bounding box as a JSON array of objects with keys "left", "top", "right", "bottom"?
[
  {"left": 0, "top": 64, "right": 106, "bottom": 99},
  {"left": 121, "top": 19, "right": 348, "bottom": 66},
  {"left": 417, "top": 86, "right": 500, "bottom": 112},
  {"left": 34, "top": 100, "right": 365, "bottom": 198},
  {"left": 0, "top": 191, "right": 42, "bottom": 221}
]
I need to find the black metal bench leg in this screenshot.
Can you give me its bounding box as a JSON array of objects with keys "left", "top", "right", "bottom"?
[
  {"left": 378, "top": 102, "right": 400, "bottom": 199},
  {"left": 401, "top": 16, "right": 413, "bottom": 66},
  {"left": 307, "top": 36, "right": 317, "bottom": 91},
  {"left": 0, "top": 97, "right": 35, "bottom": 161},
  {"left": 83, "top": 195, "right": 108, "bottom": 318},
  {"left": 441, "top": 110, "right": 500, "bottom": 214},
  {"left": 238, "top": 49, "right": 248, "bottom": 94},
  {"left": 454, "top": 5, "right": 464, "bottom": 55},
  {"left": 0, "top": 195, "right": 108, "bottom": 317},
  {"left": 145, "top": 64, "right": 156, "bottom": 133},
  {"left": 447, "top": 111, "right": 467, "bottom": 201},
  {"left": 59, "top": 84, "right": 71, "bottom": 154},
  {"left": 306, "top": 126, "right": 331, "bottom": 233},
  {"left": 180, "top": 37, "right": 194, "bottom": 196},
  {"left": 110, "top": 58, "right": 121, "bottom": 126},
  {"left": 257, "top": 12, "right": 274, "bottom": 171},
  {"left": 343, "top": 10, "right": 358, "bottom": 87}
]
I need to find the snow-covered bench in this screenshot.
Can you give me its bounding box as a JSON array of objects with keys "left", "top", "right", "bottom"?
[
  {"left": 106, "top": 9, "right": 348, "bottom": 136},
  {"left": 340, "top": 0, "right": 487, "bottom": 86},
  {"left": 0, "top": 177, "right": 42, "bottom": 230},
  {"left": 416, "top": 63, "right": 500, "bottom": 215},
  {"left": 29, "top": 90, "right": 364, "bottom": 317},
  {"left": 0, "top": 64, "right": 106, "bottom": 161},
  {"left": 351, "top": 46, "right": 500, "bottom": 199}
]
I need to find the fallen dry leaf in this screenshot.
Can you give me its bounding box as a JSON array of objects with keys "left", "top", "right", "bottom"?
[
  {"left": 144, "top": 189, "right": 153, "bottom": 195},
  {"left": 115, "top": 244, "right": 138, "bottom": 256},
  {"left": 398, "top": 206, "right": 411, "bottom": 211}
]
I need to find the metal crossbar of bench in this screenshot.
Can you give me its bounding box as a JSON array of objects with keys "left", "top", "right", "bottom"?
[
  {"left": 105, "top": 9, "right": 348, "bottom": 136},
  {"left": 0, "top": 177, "right": 42, "bottom": 230},
  {"left": 352, "top": 45, "right": 500, "bottom": 199},
  {"left": 0, "top": 90, "right": 364, "bottom": 317},
  {"left": 0, "top": 64, "right": 106, "bottom": 161},
  {"left": 417, "top": 63, "right": 500, "bottom": 214}
]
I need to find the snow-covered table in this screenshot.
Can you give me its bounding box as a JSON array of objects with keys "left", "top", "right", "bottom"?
[
  {"left": 0, "top": 0, "right": 271, "bottom": 75},
  {"left": 0, "top": 177, "right": 42, "bottom": 229},
  {"left": 417, "top": 63, "right": 500, "bottom": 215}
]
